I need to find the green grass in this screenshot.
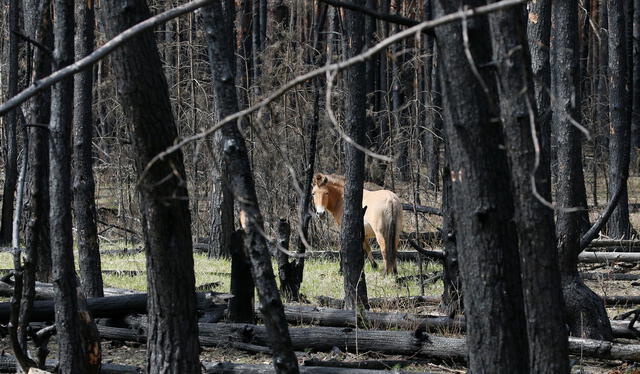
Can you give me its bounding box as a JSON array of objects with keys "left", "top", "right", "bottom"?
[{"left": 0, "top": 248, "right": 443, "bottom": 303}]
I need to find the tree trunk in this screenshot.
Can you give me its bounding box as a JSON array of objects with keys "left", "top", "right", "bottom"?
[
  {"left": 341, "top": 0, "right": 369, "bottom": 311},
  {"left": 201, "top": 3, "right": 299, "bottom": 373},
  {"left": 228, "top": 230, "right": 255, "bottom": 323},
  {"left": 390, "top": 0, "right": 409, "bottom": 183},
  {"left": 23, "top": 0, "right": 52, "bottom": 283},
  {"left": 209, "top": 144, "right": 234, "bottom": 259},
  {"left": 73, "top": 0, "right": 103, "bottom": 298},
  {"left": 0, "top": 0, "right": 20, "bottom": 245},
  {"left": 98, "top": 2, "right": 201, "bottom": 372},
  {"left": 488, "top": 3, "right": 569, "bottom": 372},
  {"left": 633, "top": 0, "right": 640, "bottom": 161},
  {"left": 425, "top": 52, "right": 442, "bottom": 192},
  {"left": 433, "top": 0, "right": 529, "bottom": 372},
  {"left": 50, "top": 0, "right": 89, "bottom": 371},
  {"left": 607, "top": 0, "right": 632, "bottom": 238},
  {"left": 551, "top": 0, "right": 613, "bottom": 340}
]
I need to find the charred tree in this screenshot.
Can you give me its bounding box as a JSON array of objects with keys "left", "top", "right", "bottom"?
[
  {"left": 606, "top": 0, "right": 632, "bottom": 238},
  {"left": 634, "top": 0, "right": 640, "bottom": 160},
  {"left": 340, "top": 0, "right": 369, "bottom": 311},
  {"left": 73, "top": 0, "right": 103, "bottom": 298},
  {"left": 228, "top": 230, "right": 255, "bottom": 323},
  {"left": 433, "top": 0, "right": 528, "bottom": 371},
  {"left": 23, "top": 0, "right": 52, "bottom": 283},
  {"left": 98, "top": 1, "right": 201, "bottom": 372},
  {"left": 201, "top": 3, "right": 299, "bottom": 373},
  {"left": 552, "top": 0, "right": 613, "bottom": 340},
  {"left": 0, "top": 0, "right": 20, "bottom": 245},
  {"left": 50, "top": 0, "right": 90, "bottom": 371},
  {"left": 488, "top": 3, "right": 569, "bottom": 372},
  {"left": 390, "top": 0, "right": 409, "bottom": 182}
]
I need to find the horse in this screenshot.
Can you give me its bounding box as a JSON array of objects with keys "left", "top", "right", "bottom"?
[{"left": 311, "top": 173, "right": 403, "bottom": 275}]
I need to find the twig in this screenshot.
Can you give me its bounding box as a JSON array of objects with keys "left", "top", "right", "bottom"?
[
  {"left": 0, "top": 0, "right": 216, "bottom": 116},
  {"left": 579, "top": 181, "right": 626, "bottom": 251}
]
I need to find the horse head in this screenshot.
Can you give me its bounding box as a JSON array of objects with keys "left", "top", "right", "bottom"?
[{"left": 311, "top": 173, "right": 330, "bottom": 217}]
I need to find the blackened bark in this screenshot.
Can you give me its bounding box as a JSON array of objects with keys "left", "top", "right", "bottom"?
[
  {"left": 433, "top": 0, "right": 528, "bottom": 371},
  {"left": 98, "top": 2, "right": 201, "bottom": 372},
  {"left": 73, "top": 0, "right": 103, "bottom": 298},
  {"left": 438, "top": 147, "right": 460, "bottom": 317},
  {"left": 0, "top": 0, "right": 20, "bottom": 245},
  {"left": 50, "top": 0, "right": 87, "bottom": 371},
  {"left": 23, "top": 0, "right": 52, "bottom": 283},
  {"left": 552, "top": 0, "right": 612, "bottom": 340},
  {"left": 526, "top": 0, "right": 552, "bottom": 201},
  {"left": 607, "top": 0, "right": 632, "bottom": 239},
  {"left": 488, "top": 4, "right": 569, "bottom": 372},
  {"left": 209, "top": 146, "right": 234, "bottom": 259},
  {"left": 228, "top": 230, "right": 255, "bottom": 323},
  {"left": 201, "top": 4, "right": 299, "bottom": 373},
  {"left": 341, "top": 0, "right": 369, "bottom": 311},
  {"left": 425, "top": 60, "right": 442, "bottom": 191},
  {"left": 237, "top": 0, "right": 253, "bottom": 116},
  {"left": 634, "top": 0, "right": 640, "bottom": 156},
  {"left": 390, "top": 0, "right": 409, "bottom": 182},
  {"left": 275, "top": 219, "right": 297, "bottom": 300}
]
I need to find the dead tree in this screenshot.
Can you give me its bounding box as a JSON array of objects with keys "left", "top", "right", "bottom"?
[
  {"left": 50, "top": 0, "right": 91, "bottom": 371},
  {"left": 201, "top": 3, "right": 299, "bottom": 373},
  {"left": 488, "top": 2, "right": 569, "bottom": 372},
  {"left": 552, "top": 0, "right": 613, "bottom": 340},
  {"left": 0, "top": 0, "right": 20, "bottom": 245},
  {"left": 73, "top": 0, "right": 103, "bottom": 298},
  {"left": 607, "top": 0, "right": 632, "bottom": 238},
  {"left": 97, "top": 1, "right": 201, "bottom": 372},
  {"left": 228, "top": 230, "right": 255, "bottom": 323},
  {"left": 339, "top": 0, "right": 370, "bottom": 311},
  {"left": 433, "top": 0, "right": 529, "bottom": 371}
]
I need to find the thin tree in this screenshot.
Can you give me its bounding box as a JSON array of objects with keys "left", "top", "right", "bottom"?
[
  {"left": 74, "top": 0, "right": 103, "bottom": 298},
  {"left": 488, "top": 2, "right": 569, "bottom": 372},
  {"left": 50, "top": 0, "right": 89, "bottom": 371},
  {"left": 606, "top": 0, "right": 632, "bottom": 238},
  {"left": 552, "top": 0, "right": 612, "bottom": 340},
  {"left": 433, "top": 0, "right": 528, "bottom": 371},
  {"left": 634, "top": 0, "right": 640, "bottom": 162},
  {"left": 97, "top": 1, "right": 201, "bottom": 371},
  {"left": 339, "top": 0, "right": 369, "bottom": 311},
  {"left": 201, "top": 2, "right": 299, "bottom": 373},
  {"left": 0, "top": 0, "right": 20, "bottom": 245}
]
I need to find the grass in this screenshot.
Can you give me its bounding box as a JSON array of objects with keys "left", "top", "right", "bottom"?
[{"left": 0, "top": 244, "right": 443, "bottom": 305}]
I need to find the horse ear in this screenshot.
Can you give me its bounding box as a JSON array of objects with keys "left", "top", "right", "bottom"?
[{"left": 313, "top": 173, "right": 327, "bottom": 186}]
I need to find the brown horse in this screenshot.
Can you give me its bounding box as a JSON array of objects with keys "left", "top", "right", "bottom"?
[{"left": 311, "top": 173, "right": 403, "bottom": 275}]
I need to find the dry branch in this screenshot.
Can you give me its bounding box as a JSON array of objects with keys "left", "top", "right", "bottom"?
[
  {"left": 203, "top": 362, "right": 435, "bottom": 374},
  {"left": 578, "top": 252, "right": 640, "bottom": 263}
]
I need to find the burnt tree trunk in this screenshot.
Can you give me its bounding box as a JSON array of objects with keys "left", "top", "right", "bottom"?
[
  {"left": 98, "top": 1, "right": 201, "bottom": 372},
  {"left": 552, "top": 0, "right": 613, "bottom": 340},
  {"left": 73, "top": 0, "right": 103, "bottom": 298},
  {"left": 633, "top": 0, "right": 640, "bottom": 160},
  {"left": 433, "top": 0, "right": 529, "bottom": 371},
  {"left": 390, "top": 0, "right": 409, "bottom": 182},
  {"left": 0, "top": 0, "right": 20, "bottom": 245},
  {"left": 275, "top": 219, "right": 297, "bottom": 300},
  {"left": 228, "top": 230, "right": 255, "bottom": 323},
  {"left": 201, "top": 3, "right": 299, "bottom": 373},
  {"left": 607, "top": 0, "right": 632, "bottom": 238},
  {"left": 23, "top": 0, "right": 52, "bottom": 283},
  {"left": 50, "top": 0, "right": 89, "bottom": 371},
  {"left": 341, "top": 0, "right": 369, "bottom": 311},
  {"left": 488, "top": 3, "right": 569, "bottom": 372}
]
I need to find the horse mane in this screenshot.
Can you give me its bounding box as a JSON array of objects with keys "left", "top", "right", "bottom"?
[{"left": 325, "top": 174, "right": 345, "bottom": 186}]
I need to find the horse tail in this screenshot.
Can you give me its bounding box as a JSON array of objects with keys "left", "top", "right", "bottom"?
[{"left": 385, "top": 200, "right": 401, "bottom": 275}]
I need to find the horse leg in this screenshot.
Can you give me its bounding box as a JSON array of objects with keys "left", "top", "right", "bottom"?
[
  {"left": 374, "top": 232, "right": 390, "bottom": 275},
  {"left": 362, "top": 239, "right": 378, "bottom": 269}
]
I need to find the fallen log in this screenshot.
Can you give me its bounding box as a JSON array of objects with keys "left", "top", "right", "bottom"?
[
  {"left": 0, "top": 280, "right": 137, "bottom": 299},
  {"left": 0, "top": 354, "right": 140, "bottom": 373},
  {"left": 0, "top": 292, "right": 229, "bottom": 323},
  {"left": 585, "top": 240, "right": 640, "bottom": 251},
  {"left": 578, "top": 252, "right": 640, "bottom": 263},
  {"left": 316, "top": 295, "right": 441, "bottom": 309},
  {"left": 100, "top": 320, "right": 640, "bottom": 362},
  {"left": 280, "top": 304, "right": 463, "bottom": 332},
  {"left": 302, "top": 358, "right": 430, "bottom": 370},
  {"left": 581, "top": 272, "right": 640, "bottom": 281},
  {"left": 603, "top": 296, "right": 640, "bottom": 306},
  {"left": 203, "top": 362, "right": 434, "bottom": 374},
  {"left": 401, "top": 203, "right": 442, "bottom": 216}
]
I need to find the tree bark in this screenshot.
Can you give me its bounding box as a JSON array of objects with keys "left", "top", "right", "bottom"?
[
  {"left": 552, "top": 0, "right": 613, "bottom": 340},
  {"left": 433, "top": 0, "right": 529, "bottom": 372},
  {"left": 607, "top": 0, "right": 632, "bottom": 238},
  {"left": 229, "top": 230, "right": 255, "bottom": 323},
  {"left": 201, "top": 3, "right": 299, "bottom": 373},
  {"left": 74, "top": 0, "right": 103, "bottom": 298},
  {"left": 488, "top": 3, "right": 569, "bottom": 372},
  {"left": 0, "top": 0, "right": 20, "bottom": 245},
  {"left": 340, "top": 0, "right": 369, "bottom": 310},
  {"left": 97, "top": 1, "right": 201, "bottom": 372},
  {"left": 23, "top": 0, "right": 52, "bottom": 283},
  {"left": 633, "top": 0, "right": 640, "bottom": 160},
  {"left": 50, "top": 0, "right": 89, "bottom": 371}
]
